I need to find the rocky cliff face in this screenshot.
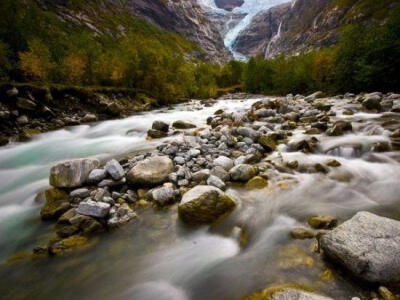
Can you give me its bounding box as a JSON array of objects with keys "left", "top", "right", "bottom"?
[
  {"left": 41, "top": 0, "right": 231, "bottom": 63},
  {"left": 126, "top": 0, "right": 231, "bottom": 63},
  {"left": 232, "top": 0, "right": 399, "bottom": 58},
  {"left": 215, "top": 0, "right": 244, "bottom": 11}
]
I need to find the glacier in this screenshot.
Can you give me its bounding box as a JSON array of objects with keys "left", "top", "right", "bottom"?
[{"left": 197, "top": 0, "right": 292, "bottom": 60}]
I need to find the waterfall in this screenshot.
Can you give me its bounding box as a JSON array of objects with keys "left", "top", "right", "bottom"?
[{"left": 265, "top": 20, "right": 283, "bottom": 58}]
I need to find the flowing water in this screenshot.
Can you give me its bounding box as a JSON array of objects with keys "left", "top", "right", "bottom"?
[{"left": 0, "top": 96, "right": 400, "bottom": 299}]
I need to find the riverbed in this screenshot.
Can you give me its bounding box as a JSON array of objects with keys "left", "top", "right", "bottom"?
[{"left": 0, "top": 95, "right": 399, "bottom": 299}]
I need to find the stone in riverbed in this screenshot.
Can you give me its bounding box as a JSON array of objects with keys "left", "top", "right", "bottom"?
[
  {"left": 178, "top": 185, "right": 236, "bottom": 224},
  {"left": 70, "top": 188, "right": 90, "bottom": 199},
  {"left": 211, "top": 166, "right": 230, "bottom": 181},
  {"left": 192, "top": 169, "right": 210, "bottom": 182},
  {"left": 127, "top": 155, "right": 174, "bottom": 186},
  {"left": 50, "top": 158, "right": 100, "bottom": 188},
  {"left": 321, "top": 211, "right": 400, "bottom": 283},
  {"left": 270, "top": 288, "right": 332, "bottom": 300},
  {"left": 213, "top": 156, "right": 234, "bottom": 171},
  {"left": 88, "top": 168, "right": 107, "bottom": 182},
  {"left": 76, "top": 200, "right": 110, "bottom": 218},
  {"left": 245, "top": 176, "right": 268, "bottom": 189},
  {"left": 40, "top": 188, "right": 70, "bottom": 220},
  {"left": 207, "top": 175, "right": 226, "bottom": 190},
  {"left": 308, "top": 215, "right": 337, "bottom": 229},
  {"left": 148, "top": 186, "right": 178, "bottom": 206},
  {"left": 152, "top": 120, "right": 169, "bottom": 132},
  {"left": 230, "top": 164, "right": 257, "bottom": 182},
  {"left": 172, "top": 120, "right": 196, "bottom": 129},
  {"left": 290, "top": 227, "right": 316, "bottom": 239},
  {"left": 147, "top": 129, "right": 167, "bottom": 139},
  {"left": 105, "top": 159, "right": 124, "bottom": 180}
]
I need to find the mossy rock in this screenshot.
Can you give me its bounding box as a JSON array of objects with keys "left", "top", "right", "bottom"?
[
  {"left": 40, "top": 188, "right": 70, "bottom": 220},
  {"left": 49, "top": 235, "right": 94, "bottom": 255},
  {"left": 178, "top": 185, "right": 236, "bottom": 224},
  {"left": 258, "top": 135, "right": 277, "bottom": 152},
  {"left": 246, "top": 176, "right": 269, "bottom": 189}
]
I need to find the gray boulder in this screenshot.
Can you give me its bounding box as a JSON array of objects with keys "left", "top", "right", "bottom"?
[
  {"left": 77, "top": 200, "right": 110, "bottom": 218},
  {"left": 105, "top": 159, "right": 124, "bottom": 180},
  {"left": 70, "top": 188, "right": 90, "bottom": 198},
  {"left": 192, "top": 169, "right": 211, "bottom": 182},
  {"left": 214, "top": 156, "right": 234, "bottom": 171},
  {"left": 321, "top": 211, "right": 400, "bottom": 283},
  {"left": 178, "top": 185, "right": 236, "bottom": 224},
  {"left": 229, "top": 164, "right": 257, "bottom": 182},
  {"left": 127, "top": 155, "right": 174, "bottom": 186},
  {"left": 88, "top": 169, "right": 107, "bottom": 182},
  {"left": 235, "top": 127, "right": 260, "bottom": 141},
  {"left": 50, "top": 158, "right": 100, "bottom": 188}
]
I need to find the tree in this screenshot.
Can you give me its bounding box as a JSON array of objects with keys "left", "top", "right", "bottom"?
[{"left": 19, "top": 39, "right": 54, "bottom": 81}]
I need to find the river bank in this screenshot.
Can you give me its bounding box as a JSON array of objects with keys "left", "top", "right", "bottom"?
[{"left": 1, "top": 92, "right": 400, "bottom": 299}]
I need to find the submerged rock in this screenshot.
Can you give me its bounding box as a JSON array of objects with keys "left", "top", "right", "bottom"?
[
  {"left": 40, "top": 188, "right": 70, "bottom": 220},
  {"left": 321, "top": 211, "right": 400, "bottom": 283},
  {"left": 50, "top": 158, "right": 100, "bottom": 188},
  {"left": 308, "top": 215, "right": 337, "bottom": 229},
  {"left": 127, "top": 156, "right": 174, "bottom": 186},
  {"left": 178, "top": 185, "right": 236, "bottom": 224}
]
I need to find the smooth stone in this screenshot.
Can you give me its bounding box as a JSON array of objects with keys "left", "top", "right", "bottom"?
[
  {"left": 290, "top": 227, "right": 317, "bottom": 239},
  {"left": 178, "top": 185, "right": 236, "bottom": 224},
  {"left": 245, "top": 176, "right": 268, "bottom": 189},
  {"left": 152, "top": 120, "right": 169, "bottom": 132},
  {"left": 105, "top": 159, "right": 124, "bottom": 180},
  {"left": 270, "top": 288, "right": 332, "bottom": 300},
  {"left": 172, "top": 120, "right": 196, "bottom": 129},
  {"left": 207, "top": 175, "right": 226, "bottom": 190},
  {"left": 50, "top": 158, "right": 100, "bottom": 188},
  {"left": 211, "top": 166, "right": 230, "bottom": 181},
  {"left": 76, "top": 200, "right": 110, "bottom": 218},
  {"left": 213, "top": 156, "right": 234, "bottom": 171},
  {"left": 127, "top": 156, "right": 174, "bottom": 186},
  {"left": 192, "top": 169, "right": 210, "bottom": 182},
  {"left": 308, "top": 215, "right": 337, "bottom": 229},
  {"left": 321, "top": 211, "right": 400, "bottom": 283},
  {"left": 229, "top": 164, "right": 257, "bottom": 182},
  {"left": 70, "top": 188, "right": 90, "bottom": 198}
]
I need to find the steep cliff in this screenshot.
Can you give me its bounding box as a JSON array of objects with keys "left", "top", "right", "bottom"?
[{"left": 232, "top": 0, "right": 400, "bottom": 58}]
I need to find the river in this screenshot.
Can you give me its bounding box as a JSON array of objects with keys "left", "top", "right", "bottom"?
[{"left": 0, "top": 96, "right": 399, "bottom": 299}]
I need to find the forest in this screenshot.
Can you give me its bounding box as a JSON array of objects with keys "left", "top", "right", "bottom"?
[{"left": 0, "top": 0, "right": 399, "bottom": 103}]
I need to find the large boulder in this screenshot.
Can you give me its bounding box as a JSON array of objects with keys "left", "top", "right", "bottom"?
[
  {"left": 40, "top": 188, "right": 70, "bottom": 220},
  {"left": 152, "top": 120, "right": 169, "bottom": 132},
  {"left": 321, "top": 212, "right": 400, "bottom": 283},
  {"left": 178, "top": 185, "right": 236, "bottom": 224},
  {"left": 230, "top": 164, "right": 257, "bottom": 182},
  {"left": 50, "top": 158, "right": 100, "bottom": 188},
  {"left": 127, "top": 156, "right": 174, "bottom": 186}
]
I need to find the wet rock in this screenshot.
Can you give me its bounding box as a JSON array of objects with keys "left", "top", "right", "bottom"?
[
  {"left": 127, "top": 155, "right": 174, "bottom": 186},
  {"left": 148, "top": 186, "right": 178, "bottom": 206},
  {"left": 213, "top": 156, "right": 234, "bottom": 171},
  {"left": 230, "top": 164, "right": 257, "bottom": 182},
  {"left": 211, "top": 166, "right": 230, "bottom": 181},
  {"left": 270, "top": 288, "right": 332, "bottom": 300},
  {"left": 107, "top": 102, "right": 122, "bottom": 116},
  {"left": 321, "top": 211, "right": 400, "bottom": 283},
  {"left": 286, "top": 161, "right": 299, "bottom": 169},
  {"left": 172, "top": 120, "right": 196, "bottom": 129},
  {"left": 192, "top": 169, "right": 210, "bottom": 182},
  {"left": 76, "top": 200, "right": 110, "bottom": 218},
  {"left": 235, "top": 127, "right": 260, "bottom": 141},
  {"left": 178, "top": 185, "right": 236, "bottom": 224},
  {"left": 88, "top": 169, "right": 107, "bottom": 183},
  {"left": 258, "top": 135, "right": 277, "bottom": 151},
  {"left": 49, "top": 235, "right": 90, "bottom": 255},
  {"left": 362, "top": 96, "right": 381, "bottom": 111},
  {"left": 82, "top": 113, "right": 97, "bottom": 122},
  {"left": 108, "top": 204, "right": 137, "bottom": 228},
  {"left": 6, "top": 87, "right": 18, "bottom": 97},
  {"left": 70, "top": 188, "right": 90, "bottom": 199},
  {"left": 378, "top": 286, "right": 396, "bottom": 300},
  {"left": 16, "top": 97, "right": 37, "bottom": 110},
  {"left": 17, "top": 115, "right": 29, "bottom": 125},
  {"left": 50, "top": 158, "right": 100, "bottom": 188},
  {"left": 308, "top": 215, "right": 337, "bottom": 229},
  {"left": 98, "top": 178, "right": 126, "bottom": 187},
  {"left": 152, "top": 120, "right": 169, "bottom": 132},
  {"left": 254, "top": 108, "right": 276, "bottom": 118},
  {"left": 207, "top": 175, "right": 226, "bottom": 190},
  {"left": 326, "top": 159, "right": 341, "bottom": 167},
  {"left": 290, "top": 227, "right": 317, "bottom": 239},
  {"left": 245, "top": 176, "right": 268, "bottom": 189},
  {"left": 147, "top": 129, "right": 167, "bottom": 139},
  {"left": 105, "top": 159, "right": 124, "bottom": 180},
  {"left": 314, "top": 163, "right": 329, "bottom": 174},
  {"left": 40, "top": 188, "right": 70, "bottom": 220},
  {"left": 305, "top": 91, "right": 324, "bottom": 102}
]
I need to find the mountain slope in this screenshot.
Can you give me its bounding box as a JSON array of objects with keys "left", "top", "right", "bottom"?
[{"left": 232, "top": 0, "right": 400, "bottom": 58}]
